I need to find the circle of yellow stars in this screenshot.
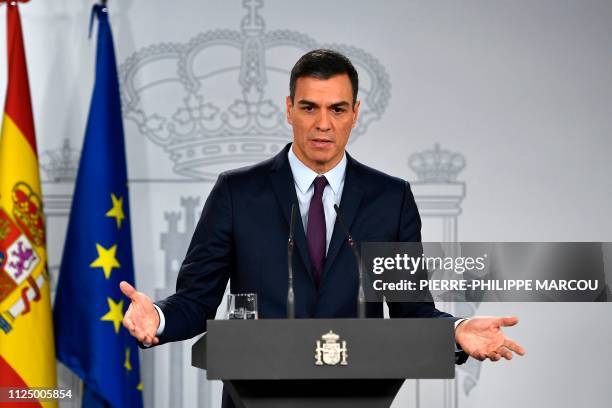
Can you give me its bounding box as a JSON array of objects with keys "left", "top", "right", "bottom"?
[{"left": 88, "top": 192, "right": 142, "bottom": 391}]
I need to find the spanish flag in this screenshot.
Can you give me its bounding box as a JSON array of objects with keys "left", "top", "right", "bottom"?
[{"left": 0, "top": 2, "right": 58, "bottom": 407}]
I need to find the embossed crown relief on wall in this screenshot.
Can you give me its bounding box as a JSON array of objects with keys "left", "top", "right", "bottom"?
[{"left": 117, "top": 0, "right": 391, "bottom": 180}]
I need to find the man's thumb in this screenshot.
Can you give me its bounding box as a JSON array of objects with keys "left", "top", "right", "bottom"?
[
  {"left": 500, "top": 316, "right": 519, "bottom": 327},
  {"left": 119, "top": 281, "right": 137, "bottom": 300}
]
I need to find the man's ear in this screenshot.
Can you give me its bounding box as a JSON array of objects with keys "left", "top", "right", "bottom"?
[
  {"left": 352, "top": 100, "right": 361, "bottom": 128},
  {"left": 286, "top": 96, "right": 293, "bottom": 125}
]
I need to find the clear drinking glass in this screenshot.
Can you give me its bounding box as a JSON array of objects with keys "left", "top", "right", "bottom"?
[{"left": 226, "top": 293, "right": 258, "bottom": 320}]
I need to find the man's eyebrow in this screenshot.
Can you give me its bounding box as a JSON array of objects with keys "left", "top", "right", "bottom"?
[
  {"left": 329, "top": 101, "right": 350, "bottom": 108},
  {"left": 297, "top": 99, "right": 318, "bottom": 107},
  {"left": 296, "top": 100, "right": 351, "bottom": 108}
]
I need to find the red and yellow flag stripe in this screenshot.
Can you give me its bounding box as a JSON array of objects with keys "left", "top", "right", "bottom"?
[{"left": 0, "top": 2, "right": 57, "bottom": 407}]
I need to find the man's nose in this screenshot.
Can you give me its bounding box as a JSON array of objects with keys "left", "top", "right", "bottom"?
[{"left": 315, "top": 110, "right": 331, "bottom": 132}]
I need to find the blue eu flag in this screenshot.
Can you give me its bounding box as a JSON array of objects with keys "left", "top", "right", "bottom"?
[{"left": 53, "top": 4, "right": 143, "bottom": 408}]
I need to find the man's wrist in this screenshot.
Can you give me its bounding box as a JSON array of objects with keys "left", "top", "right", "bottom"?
[
  {"left": 454, "top": 318, "right": 468, "bottom": 330},
  {"left": 454, "top": 318, "right": 468, "bottom": 352},
  {"left": 142, "top": 304, "right": 165, "bottom": 348}
]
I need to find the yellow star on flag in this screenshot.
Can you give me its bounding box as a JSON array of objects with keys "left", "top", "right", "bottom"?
[
  {"left": 106, "top": 193, "right": 125, "bottom": 229},
  {"left": 100, "top": 297, "right": 124, "bottom": 333},
  {"left": 90, "top": 243, "right": 120, "bottom": 279},
  {"left": 137, "top": 382, "right": 143, "bottom": 391},
  {"left": 124, "top": 348, "right": 133, "bottom": 371}
]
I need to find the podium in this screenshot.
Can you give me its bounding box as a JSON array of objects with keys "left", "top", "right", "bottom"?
[{"left": 192, "top": 319, "right": 455, "bottom": 408}]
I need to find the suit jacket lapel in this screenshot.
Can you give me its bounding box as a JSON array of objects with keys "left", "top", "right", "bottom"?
[
  {"left": 322, "top": 154, "right": 364, "bottom": 281},
  {"left": 268, "top": 144, "right": 315, "bottom": 284}
]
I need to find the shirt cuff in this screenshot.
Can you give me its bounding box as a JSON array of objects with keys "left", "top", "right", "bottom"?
[
  {"left": 142, "top": 304, "right": 165, "bottom": 348},
  {"left": 454, "top": 318, "right": 468, "bottom": 352},
  {"left": 153, "top": 303, "right": 165, "bottom": 335}
]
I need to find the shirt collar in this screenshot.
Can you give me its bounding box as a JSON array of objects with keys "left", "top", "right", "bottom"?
[{"left": 288, "top": 144, "right": 347, "bottom": 195}]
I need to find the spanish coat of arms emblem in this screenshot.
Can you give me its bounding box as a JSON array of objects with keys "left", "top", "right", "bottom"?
[{"left": 315, "top": 330, "right": 348, "bottom": 366}]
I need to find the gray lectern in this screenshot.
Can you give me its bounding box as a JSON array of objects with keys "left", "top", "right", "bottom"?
[{"left": 192, "top": 318, "right": 455, "bottom": 408}]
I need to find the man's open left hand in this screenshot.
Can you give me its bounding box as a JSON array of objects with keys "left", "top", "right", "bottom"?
[{"left": 455, "top": 316, "right": 525, "bottom": 362}]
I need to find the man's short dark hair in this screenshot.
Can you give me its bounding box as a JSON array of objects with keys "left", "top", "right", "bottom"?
[{"left": 289, "top": 49, "right": 359, "bottom": 106}]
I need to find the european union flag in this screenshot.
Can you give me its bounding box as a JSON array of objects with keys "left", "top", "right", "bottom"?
[{"left": 53, "top": 4, "right": 143, "bottom": 408}]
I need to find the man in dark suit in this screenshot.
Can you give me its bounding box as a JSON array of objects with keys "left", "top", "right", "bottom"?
[{"left": 120, "top": 50, "right": 524, "bottom": 402}]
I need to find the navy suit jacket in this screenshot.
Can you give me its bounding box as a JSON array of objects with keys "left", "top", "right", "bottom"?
[{"left": 155, "top": 144, "right": 467, "bottom": 406}]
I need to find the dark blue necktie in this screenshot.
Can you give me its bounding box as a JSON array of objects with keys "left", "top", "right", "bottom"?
[{"left": 307, "top": 176, "right": 328, "bottom": 285}]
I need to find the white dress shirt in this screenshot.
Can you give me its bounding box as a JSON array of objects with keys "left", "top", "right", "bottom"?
[{"left": 287, "top": 145, "right": 346, "bottom": 253}]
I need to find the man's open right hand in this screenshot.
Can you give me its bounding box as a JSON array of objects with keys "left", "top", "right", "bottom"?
[{"left": 120, "top": 281, "right": 160, "bottom": 346}]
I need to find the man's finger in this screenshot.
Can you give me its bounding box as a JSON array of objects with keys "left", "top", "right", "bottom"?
[
  {"left": 488, "top": 352, "right": 501, "bottom": 362},
  {"left": 144, "top": 333, "right": 160, "bottom": 345},
  {"left": 496, "top": 345, "right": 514, "bottom": 360},
  {"left": 136, "top": 332, "right": 149, "bottom": 344},
  {"left": 503, "top": 338, "right": 525, "bottom": 356},
  {"left": 473, "top": 351, "right": 486, "bottom": 361},
  {"left": 123, "top": 315, "right": 135, "bottom": 332},
  {"left": 130, "top": 327, "right": 142, "bottom": 340},
  {"left": 500, "top": 348, "right": 513, "bottom": 360},
  {"left": 499, "top": 316, "right": 519, "bottom": 327},
  {"left": 486, "top": 349, "right": 501, "bottom": 361},
  {"left": 119, "top": 281, "right": 137, "bottom": 300}
]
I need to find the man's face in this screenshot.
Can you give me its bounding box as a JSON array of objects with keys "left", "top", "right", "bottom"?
[{"left": 286, "top": 74, "right": 360, "bottom": 173}]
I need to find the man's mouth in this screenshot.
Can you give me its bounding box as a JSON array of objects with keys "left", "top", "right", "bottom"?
[{"left": 309, "top": 138, "right": 333, "bottom": 147}]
